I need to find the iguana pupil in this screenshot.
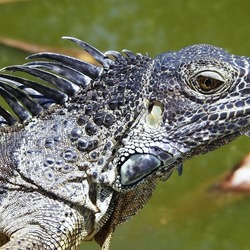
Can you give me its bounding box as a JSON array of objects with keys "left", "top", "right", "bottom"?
[{"left": 197, "top": 75, "right": 223, "bottom": 91}]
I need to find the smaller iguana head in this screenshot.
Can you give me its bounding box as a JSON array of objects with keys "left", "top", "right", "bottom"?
[{"left": 115, "top": 44, "right": 250, "bottom": 189}]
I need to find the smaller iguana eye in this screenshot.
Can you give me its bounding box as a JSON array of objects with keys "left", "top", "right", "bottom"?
[
  {"left": 196, "top": 75, "right": 223, "bottom": 91},
  {"left": 192, "top": 71, "right": 225, "bottom": 94}
]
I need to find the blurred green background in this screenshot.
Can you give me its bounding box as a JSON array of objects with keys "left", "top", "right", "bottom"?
[{"left": 0, "top": 0, "right": 250, "bottom": 249}]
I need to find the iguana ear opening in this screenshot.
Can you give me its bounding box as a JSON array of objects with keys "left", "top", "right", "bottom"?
[
  {"left": 146, "top": 101, "right": 163, "bottom": 128},
  {"left": 0, "top": 232, "right": 9, "bottom": 246},
  {"left": 120, "top": 154, "right": 161, "bottom": 186}
]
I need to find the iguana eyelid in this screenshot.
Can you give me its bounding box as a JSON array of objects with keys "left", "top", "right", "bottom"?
[{"left": 194, "top": 70, "right": 224, "bottom": 82}]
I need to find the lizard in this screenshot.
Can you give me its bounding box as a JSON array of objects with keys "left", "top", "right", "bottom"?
[{"left": 0, "top": 36, "right": 249, "bottom": 249}]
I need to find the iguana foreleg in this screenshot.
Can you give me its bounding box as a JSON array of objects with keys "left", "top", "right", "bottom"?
[{"left": 0, "top": 190, "right": 93, "bottom": 250}]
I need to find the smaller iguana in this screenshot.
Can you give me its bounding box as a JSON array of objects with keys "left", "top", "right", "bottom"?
[{"left": 0, "top": 37, "right": 250, "bottom": 249}]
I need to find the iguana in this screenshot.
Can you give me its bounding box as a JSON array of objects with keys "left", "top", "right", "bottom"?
[{"left": 0, "top": 37, "right": 249, "bottom": 249}]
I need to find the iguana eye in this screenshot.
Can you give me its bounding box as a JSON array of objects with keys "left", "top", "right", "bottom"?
[
  {"left": 197, "top": 75, "right": 223, "bottom": 91},
  {"left": 192, "top": 71, "right": 225, "bottom": 94}
]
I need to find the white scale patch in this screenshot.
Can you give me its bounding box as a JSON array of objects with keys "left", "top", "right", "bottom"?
[{"left": 146, "top": 102, "right": 163, "bottom": 128}]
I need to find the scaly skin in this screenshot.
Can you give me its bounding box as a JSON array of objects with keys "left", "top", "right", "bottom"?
[{"left": 0, "top": 37, "right": 250, "bottom": 249}]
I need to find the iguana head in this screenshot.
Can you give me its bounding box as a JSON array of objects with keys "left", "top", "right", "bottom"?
[{"left": 116, "top": 44, "right": 250, "bottom": 189}]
